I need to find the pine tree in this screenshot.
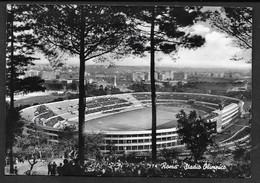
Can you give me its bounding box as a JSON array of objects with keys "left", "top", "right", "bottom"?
[
  {"left": 6, "top": 5, "right": 39, "bottom": 96},
  {"left": 32, "top": 4, "right": 137, "bottom": 165},
  {"left": 6, "top": 4, "right": 40, "bottom": 174},
  {"left": 125, "top": 6, "right": 205, "bottom": 162}
]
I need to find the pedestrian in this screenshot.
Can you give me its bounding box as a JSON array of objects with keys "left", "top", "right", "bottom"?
[
  {"left": 14, "top": 166, "right": 18, "bottom": 175},
  {"left": 71, "top": 159, "right": 85, "bottom": 175},
  {"left": 47, "top": 161, "right": 52, "bottom": 175},
  {"left": 51, "top": 161, "right": 57, "bottom": 176},
  {"left": 57, "top": 163, "right": 63, "bottom": 176},
  {"left": 61, "top": 159, "right": 72, "bottom": 176}
]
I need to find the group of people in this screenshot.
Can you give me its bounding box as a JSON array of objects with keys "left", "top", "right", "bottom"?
[
  {"left": 45, "top": 157, "right": 250, "bottom": 177},
  {"left": 48, "top": 159, "right": 84, "bottom": 176},
  {"left": 47, "top": 161, "right": 58, "bottom": 176},
  {"left": 47, "top": 158, "right": 161, "bottom": 176}
]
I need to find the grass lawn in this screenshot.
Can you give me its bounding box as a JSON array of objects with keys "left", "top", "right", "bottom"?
[
  {"left": 14, "top": 95, "right": 68, "bottom": 107},
  {"left": 82, "top": 106, "right": 197, "bottom": 131}
]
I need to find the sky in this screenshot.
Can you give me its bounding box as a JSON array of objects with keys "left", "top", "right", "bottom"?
[{"left": 34, "top": 6, "right": 252, "bottom": 70}]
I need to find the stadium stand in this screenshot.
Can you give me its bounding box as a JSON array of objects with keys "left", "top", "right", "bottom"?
[{"left": 20, "top": 92, "right": 244, "bottom": 153}]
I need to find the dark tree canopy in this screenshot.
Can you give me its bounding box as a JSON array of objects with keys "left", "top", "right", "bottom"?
[
  {"left": 17, "top": 76, "right": 46, "bottom": 94},
  {"left": 6, "top": 103, "right": 24, "bottom": 150},
  {"left": 124, "top": 6, "right": 206, "bottom": 57},
  {"left": 176, "top": 110, "right": 213, "bottom": 162},
  {"left": 32, "top": 5, "right": 137, "bottom": 63}
]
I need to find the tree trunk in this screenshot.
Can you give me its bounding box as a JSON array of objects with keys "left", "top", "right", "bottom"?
[
  {"left": 28, "top": 157, "right": 37, "bottom": 175},
  {"left": 78, "top": 6, "right": 86, "bottom": 166},
  {"left": 39, "top": 150, "right": 42, "bottom": 160},
  {"left": 150, "top": 6, "right": 157, "bottom": 163},
  {"left": 9, "top": 4, "right": 15, "bottom": 174}
]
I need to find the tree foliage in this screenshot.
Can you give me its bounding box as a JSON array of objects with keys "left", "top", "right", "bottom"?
[
  {"left": 84, "top": 132, "right": 105, "bottom": 159},
  {"left": 232, "top": 142, "right": 250, "bottom": 163},
  {"left": 207, "top": 7, "right": 252, "bottom": 62},
  {"left": 6, "top": 103, "right": 24, "bottom": 150},
  {"left": 6, "top": 5, "right": 40, "bottom": 95},
  {"left": 206, "top": 143, "right": 231, "bottom": 164},
  {"left": 56, "top": 126, "right": 105, "bottom": 159},
  {"left": 176, "top": 110, "right": 213, "bottom": 162},
  {"left": 56, "top": 126, "right": 78, "bottom": 158},
  {"left": 14, "top": 128, "right": 52, "bottom": 173},
  {"left": 159, "top": 148, "right": 180, "bottom": 162},
  {"left": 16, "top": 76, "right": 46, "bottom": 94},
  {"left": 128, "top": 83, "right": 151, "bottom": 92},
  {"left": 32, "top": 5, "right": 136, "bottom": 63},
  {"left": 124, "top": 6, "right": 206, "bottom": 57},
  {"left": 5, "top": 101, "right": 24, "bottom": 174}
]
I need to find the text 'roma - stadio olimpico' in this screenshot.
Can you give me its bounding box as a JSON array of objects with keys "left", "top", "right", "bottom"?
[{"left": 20, "top": 92, "right": 244, "bottom": 153}]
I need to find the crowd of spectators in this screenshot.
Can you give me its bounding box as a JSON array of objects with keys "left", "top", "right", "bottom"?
[
  {"left": 33, "top": 105, "right": 65, "bottom": 127},
  {"left": 47, "top": 157, "right": 250, "bottom": 178},
  {"left": 144, "top": 100, "right": 212, "bottom": 114},
  {"left": 132, "top": 93, "right": 240, "bottom": 107},
  {"left": 86, "top": 97, "right": 131, "bottom": 108},
  {"left": 31, "top": 97, "right": 134, "bottom": 128},
  {"left": 84, "top": 99, "right": 133, "bottom": 115}
]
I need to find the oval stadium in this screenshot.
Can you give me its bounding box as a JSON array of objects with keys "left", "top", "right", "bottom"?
[{"left": 20, "top": 92, "right": 244, "bottom": 153}]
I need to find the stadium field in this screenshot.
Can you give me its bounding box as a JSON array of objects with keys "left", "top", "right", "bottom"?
[{"left": 72, "top": 106, "right": 205, "bottom": 132}]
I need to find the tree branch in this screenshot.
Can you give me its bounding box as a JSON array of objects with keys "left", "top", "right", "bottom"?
[
  {"left": 213, "top": 20, "right": 252, "bottom": 49},
  {"left": 84, "top": 31, "right": 120, "bottom": 57},
  {"left": 70, "top": 31, "right": 80, "bottom": 54},
  {"left": 43, "top": 33, "right": 79, "bottom": 55},
  {"left": 85, "top": 45, "right": 119, "bottom": 62}
]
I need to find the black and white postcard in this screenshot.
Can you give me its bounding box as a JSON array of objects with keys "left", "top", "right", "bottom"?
[{"left": 4, "top": 4, "right": 252, "bottom": 178}]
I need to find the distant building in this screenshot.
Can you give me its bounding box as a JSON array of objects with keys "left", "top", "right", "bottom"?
[
  {"left": 40, "top": 71, "right": 56, "bottom": 80},
  {"left": 224, "top": 72, "right": 232, "bottom": 78},
  {"left": 212, "top": 73, "right": 220, "bottom": 78},
  {"left": 154, "top": 72, "right": 159, "bottom": 80},
  {"left": 159, "top": 71, "right": 174, "bottom": 80},
  {"left": 59, "top": 71, "right": 79, "bottom": 80},
  {"left": 23, "top": 70, "right": 40, "bottom": 78},
  {"left": 173, "top": 72, "right": 186, "bottom": 80},
  {"left": 114, "top": 76, "right": 117, "bottom": 87}
]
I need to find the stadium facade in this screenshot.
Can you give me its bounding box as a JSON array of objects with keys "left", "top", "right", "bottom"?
[{"left": 20, "top": 92, "right": 244, "bottom": 153}]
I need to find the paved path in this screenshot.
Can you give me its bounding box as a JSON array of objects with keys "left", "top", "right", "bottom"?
[{"left": 213, "top": 117, "right": 250, "bottom": 143}]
